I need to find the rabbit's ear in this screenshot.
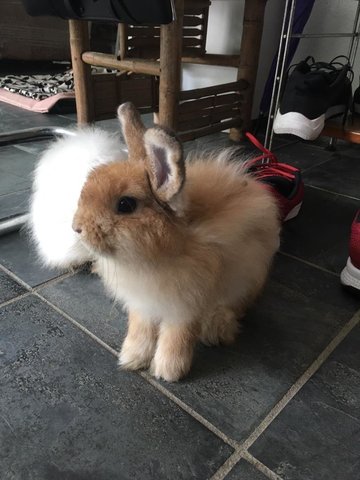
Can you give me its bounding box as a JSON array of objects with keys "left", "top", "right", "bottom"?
[
  {"left": 117, "top": 102, "right": 146, "bottom": 160},
  {"left": 144, "top": 127, "right": 185, "bottom": 207}
]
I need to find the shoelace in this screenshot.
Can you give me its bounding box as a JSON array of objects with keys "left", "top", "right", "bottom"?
[
  {"left": 310, "top": 55, "right": 351, "bottom": 72},
  {"left": 291, "top": 55, "right": 354, "bottom": 86},
  {"left": 244, "top": 132, "right": 299, "bottom": 182},
  {"left": 244, "top": 132, "right": 277, "bottom": 165}
]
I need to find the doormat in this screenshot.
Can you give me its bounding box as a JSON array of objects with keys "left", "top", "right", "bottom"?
[{"left": 0, "top": 70, "right": 75, "bottom": 113}]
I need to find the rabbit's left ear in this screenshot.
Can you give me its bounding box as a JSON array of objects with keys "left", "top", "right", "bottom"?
[
  {"left": 117, "top": 102, "right": 146, "bottom": 161},
  {"left": 144, "top": 127, "right": 185, "bottom": 208}
]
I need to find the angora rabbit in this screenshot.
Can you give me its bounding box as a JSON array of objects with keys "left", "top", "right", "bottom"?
[{"left": 70, "top": 103, "right": 281, "bottom": 381}]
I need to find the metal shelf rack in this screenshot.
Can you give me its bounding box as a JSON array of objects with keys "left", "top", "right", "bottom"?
[{"left": 264, "top": 0, "right": 360, "bottom": 150}]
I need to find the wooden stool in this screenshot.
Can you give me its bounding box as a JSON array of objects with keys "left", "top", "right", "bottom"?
[{"left": 69, "top": 0, "right": 267, "bottom": 140}]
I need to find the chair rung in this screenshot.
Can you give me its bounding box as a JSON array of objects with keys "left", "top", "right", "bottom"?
[{"left": 82, "top": 52, "right": 160, "bottom": 76}]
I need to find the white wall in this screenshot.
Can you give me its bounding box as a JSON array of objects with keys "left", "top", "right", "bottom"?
[
  {"left": 292, "top": 0, "right": 359, "bottom": 66},
  {"left": 182, "top": 0, "right": 359, "bottom": 119}
]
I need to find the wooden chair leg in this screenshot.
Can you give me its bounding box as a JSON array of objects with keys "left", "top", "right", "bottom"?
[
  {"left": 230, "top": 0, "right": 267, "bottom": 141},
  {"left": 69, "top": 20, "right": 95, "bottom": 125},
  {"left": 158, "top": 0, "right": 184, "bottom": 131}
]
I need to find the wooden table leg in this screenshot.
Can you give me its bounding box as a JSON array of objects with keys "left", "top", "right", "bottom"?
[
  {"left": 158, "top": 0, "right": 184, "bottom": 131},
  {"left": 230, "top": 0, "right": 267, "bottom": 141},
  {"left": 69, "top": 20, "right": 95, "bottom": 125}
]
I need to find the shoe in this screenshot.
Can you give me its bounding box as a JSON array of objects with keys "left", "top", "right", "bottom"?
[
  {"left": 244, "top": 132, "right": 304, "bottom": 221},
  {"left": 340, "top": 210, "right": 360, "bottom": 292},
  {"left": 274, "top": 56, "right": 352, "bottom": 141}
]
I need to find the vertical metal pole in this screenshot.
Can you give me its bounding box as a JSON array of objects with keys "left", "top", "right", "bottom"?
[{"left": 264, "top": 0, "right": 297, "bottom": 151}]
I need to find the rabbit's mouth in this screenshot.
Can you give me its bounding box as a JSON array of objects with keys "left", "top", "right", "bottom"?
[
  {"left": 74, "top": 228, "right": 115, "bottom": 257},
  {"left": 72, "top": 210, "right": 117, "bottom": 256}
]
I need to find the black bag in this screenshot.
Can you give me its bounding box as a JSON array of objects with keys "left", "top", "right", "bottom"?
[{"left": 22, "top": 0, "right": 174, "bottom": 25}]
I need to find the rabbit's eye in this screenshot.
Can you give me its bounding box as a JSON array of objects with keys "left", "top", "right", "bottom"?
[{"left": 116, "top": 196, "right": 137, "bottom": 214}]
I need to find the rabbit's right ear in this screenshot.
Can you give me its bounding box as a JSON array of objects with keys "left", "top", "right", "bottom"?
[
  {"left": 144, "top": 127, "right": 185, "bottom": 211},
  {"left": 117, "top": 102, "right": 146, "bottom": 161}
]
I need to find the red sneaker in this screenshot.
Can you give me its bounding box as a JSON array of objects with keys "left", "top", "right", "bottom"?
[
  {"left": 244, "top": 132, "right": 304, "bottom": 222},
  {"left": 341, "top": 210, "right": 360, "bottom": 291}
]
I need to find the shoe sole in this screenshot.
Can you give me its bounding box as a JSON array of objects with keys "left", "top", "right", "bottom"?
[
  {"left": 273, "top": 111, "right": 325, "bottom": 140},
  {"left": 284, "top": 202, "right": 302, "bottom": 222},
  {"left": 340, "top": 257, "right": 360, "bottom": 291},
  {"left": 273, "top": 105, "right": 347, "bottom": 141}
]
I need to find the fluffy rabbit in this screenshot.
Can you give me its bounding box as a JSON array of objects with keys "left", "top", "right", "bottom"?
[
  {"left": 30, "top": 128, "right": 127, "bottom": 268},
  {"left": 71, "top": 103, "right": 281, "bottom": 382}
]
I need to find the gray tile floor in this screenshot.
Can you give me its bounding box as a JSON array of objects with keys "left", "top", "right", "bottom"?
[{"left": 0, "top": 101, "right": 359, "bottom": 480}]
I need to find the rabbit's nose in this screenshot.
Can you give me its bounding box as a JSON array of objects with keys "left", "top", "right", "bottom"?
[{"left": 72, "top": 220, "right": 82, "bottom": 234}]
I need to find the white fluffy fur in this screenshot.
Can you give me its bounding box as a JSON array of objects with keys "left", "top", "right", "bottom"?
[{"left": 29, "top": 128, "right": 126, "bottom": 268}]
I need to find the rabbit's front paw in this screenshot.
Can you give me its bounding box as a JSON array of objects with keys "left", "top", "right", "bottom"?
[
  {"left": 150, "top": 358, "right": 190, "bottom": 382},
  {"left": 118, "top": 336, "right": 155, "bottom": 371},
  {"left": 150, "top": 351, "right": 192, "bottom": 382},
  {"left": 149, "top": 322, "right": 196, "bottom": 381},
  {"left": 119, "top": 311, "right": 157, "bottom": 371}
]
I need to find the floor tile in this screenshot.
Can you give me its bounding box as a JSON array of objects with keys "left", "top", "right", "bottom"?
[
  {"left": 255, "top": 126, "right": 302, "bottom": 148},
  {"left": 56, "top": 113, "right": 77, "bottom": 122},
  {"left": 274, "top": 141, "right": 335, "bottom": 171},
  {"left": 303, "top": 151, "right": 360, "bottom": 199},
  {"left": 281, "top": 186, "right": 358, "bottom": 274},
  {"left": 0, "top": 145, "right": 37, "bottom": 178},
  {"left": 0, "top": 190, "right": 30, "bottom": 219},
  {"left": 0, "top": 269, "right": 27, "bottom": 304},
  {"left": 225, "top": 460, "right": 268, "bottom": 479},
  {"left": 0, "top": 295, "right": 232, "bottom": 480},
  {"left": 0, "top": 231, "right": 63, "bottom": 287},
  {"left": 36, "top": 253, "right": 359, "bottom": 442},
  {"left": 0, "top": 102, "right": 72, "bottom": 131},
  {"left": 0, "top": 169, "right": 30, "bottom": 196},
  {"left": 14, "top": 139, "right": 51, "bottom": 156},
  {"left": 250, "top": 323, "right": 360, "bottom": 480},
  {"left": 39, "top": 270, "right": 127, "bottom": 351}
]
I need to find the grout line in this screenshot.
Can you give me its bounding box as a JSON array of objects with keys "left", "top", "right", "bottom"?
[
  {"left": 300, "top": 157, "right": 334, "bottom": 174},
  {"left": 34, "top": 292, "right": 119, "bottom": 357},
  {"left": 56, "top": 114, "right": 76, "bottom": 121},
  {"left": 209, "top": 449, "right": 283, "bottom": 480},
  {"left": 305, "top": 184, "right": 360, "bottom": 202},
  {"left": 278, "top": 251, "right": 340, "bottom": 277},
  {"left": 242, "top": 452, "right": 283, "bottom": 480},
  {"left": 0, "top": 262, "right": 33, "bottom": 290},
  {"left": 140, "top": 372, "right": 238, "bottom": 449},
  {"left": 33, "top": 270, "right": 77, "bottom": 291},
  {"left": 0, "top": 291, "right": 32, "bottom": 309},
  {"left": 0, "top": 187, "right": 31, "bottom": 198},
  {"left": 239, "top": 310, "right": 360, "bottom": 452},
  {"left": 209, "top": 450, "right": 243, "bottom": 480},
  {"left": 0, "top": 261, "right": 80, "bottom": 295}
]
